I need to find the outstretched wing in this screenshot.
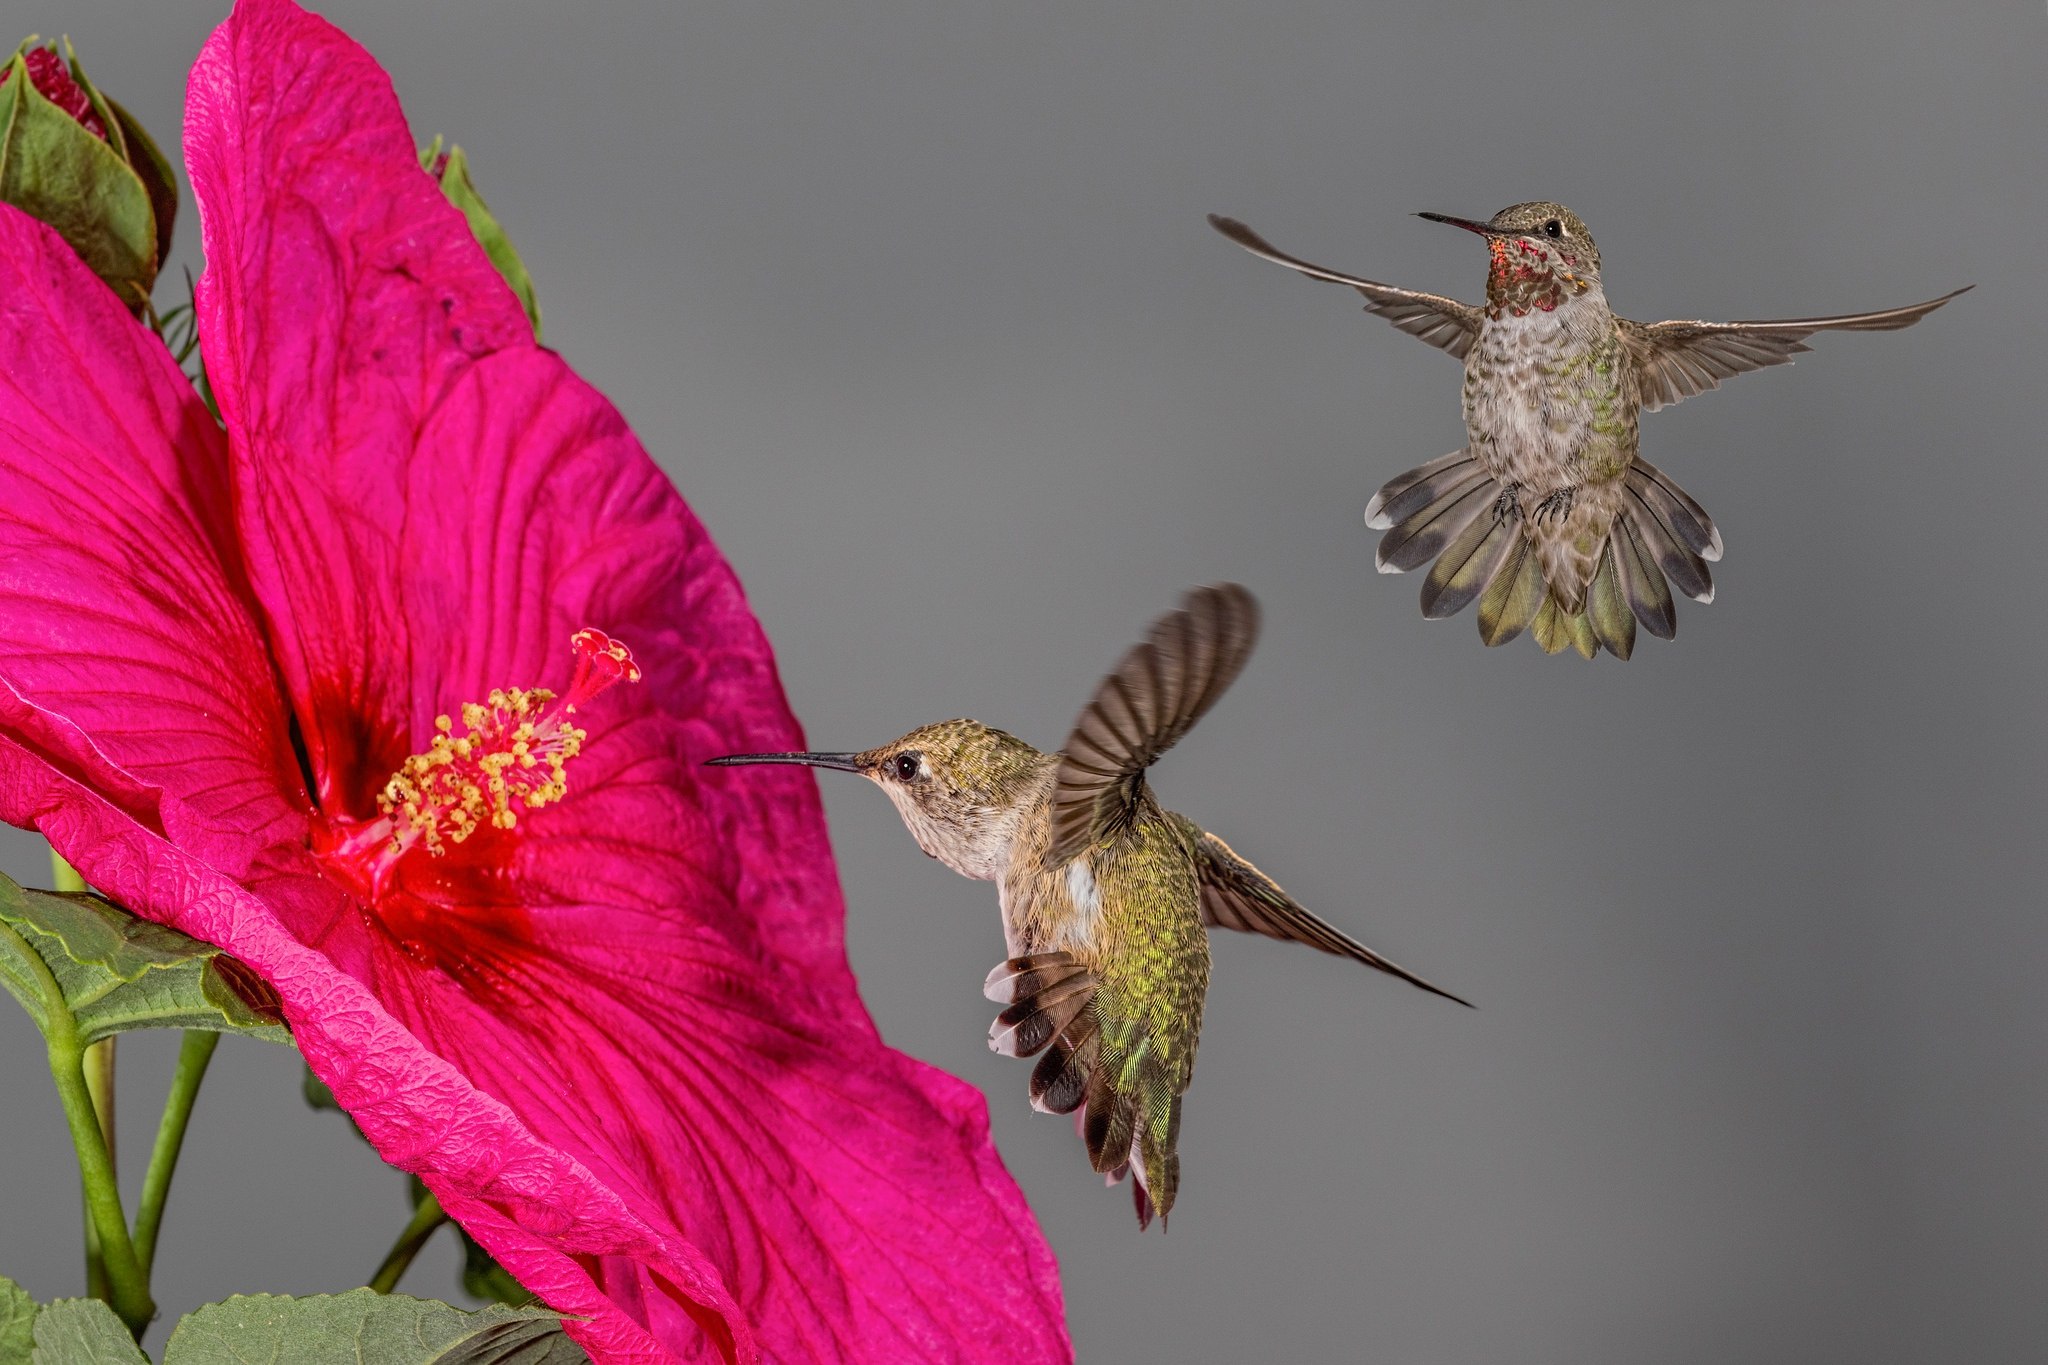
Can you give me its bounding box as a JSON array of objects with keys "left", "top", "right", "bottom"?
[
  {"left": 1209, "top": 214, "right": 1483, "bottom": 360},
  {"left": 1194, "top": 829, "right": 1471, "bottom": 1007},
  {"left": 1620, "top": 287, "right": 1970, "bottom": 411},
  {"left": 1047, "top": 584, "right": 1260, "bottom": 870}
]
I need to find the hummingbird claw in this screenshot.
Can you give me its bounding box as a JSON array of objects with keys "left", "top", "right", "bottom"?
[
  {"left": 1533, "top": 485, "right": 1578, "bottom": 524},
  {"left": 1491, "top": 483, "right": 1523, "bottom": 525}
]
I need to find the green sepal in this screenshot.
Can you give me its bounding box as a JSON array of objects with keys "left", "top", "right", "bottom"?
[
  {"left": 25, "top": 1298, "right": 147, "bottom": 1364},
  {"left": 106, "top": 100, "right": 176, "bottom": 271},
  {"left": 420, "top": 137, "right": 541, "bottom": 340},
  {"left": 161, "top": 1291, "right": 586, "bottom": 1365},
  {"left": 0, "top": 52, "right": 157, "bottom": 311},
  {"left": 1, "top": 1275, "right": 36, "bottom": 1365},
  {"left": 54, "top": 40, "right": 125, "bottom": 164},
  {"left": 0, "top": 871, "right": 290, "bottom": 1049}
]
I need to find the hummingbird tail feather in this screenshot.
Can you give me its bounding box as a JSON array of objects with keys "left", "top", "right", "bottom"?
[
  {"left": 1420, "top": 495, "right": 1520, "bottom": 620},
  {"left": 1080, "top": 1041, "right": 1185, "bottom": 1229},
  {"left": 1373, "top": 455, "right": 1491, "bottom": 574},
  {"left": 986, "top": 950, "right": 1099, "bottom": 1059},
  {"left": 1374, "top": 450, "right": 1721, "bottom": 660},
  {"left": 1477, "top": 535, "right": 1547, "bottom": 646},
  {"left": 1622, "top": 475, "right": 1717, "bottom": 608},
  {"left": 991, "top": 972, "right": 1098, "bottom": 1058},
  {"left": 1029, "top": 1015, "right": 1099, "bottom": 1115},
  {"left": 1365, "top": 448, "right": 1478, "bottom": 531}
]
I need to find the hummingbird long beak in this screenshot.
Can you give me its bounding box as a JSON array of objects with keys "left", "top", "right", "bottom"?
[
  {"left": 704, "top": 751, "right": 868, "bottom": 773},
  {"left": 1416, "top": 211, "right": 1510, "bottom": 237}
]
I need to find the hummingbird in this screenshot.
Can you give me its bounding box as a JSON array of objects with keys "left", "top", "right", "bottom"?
[
  {"left": 1210, "top": 204, "right": 1969, "bottom": 658},
  {"left": 708, "top": 584, "right": 1467, "bottom": 1228}
]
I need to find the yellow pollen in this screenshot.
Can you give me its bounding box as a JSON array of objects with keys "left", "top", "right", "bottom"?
[
  {"left": 374, "top": 629, "right": 643, "bottom": 858},
  {"left": 377, "top": 683, "right": 588, "bottom": 856}
]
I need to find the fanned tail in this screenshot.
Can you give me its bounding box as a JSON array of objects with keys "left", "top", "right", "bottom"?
[
  {"left": 1367, "top": 453, "right": 1721, "bottom": 660},
  {"left": 988, "top": 953, "right": 1177, "bottom": 1229}
]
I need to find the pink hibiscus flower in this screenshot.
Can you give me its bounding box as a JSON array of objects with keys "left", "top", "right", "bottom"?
[{"left": 0, "top": 1, "right": 1068, "bottom": 1360}]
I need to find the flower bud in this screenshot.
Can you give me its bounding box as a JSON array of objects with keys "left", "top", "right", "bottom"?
[
  {"left": 421, "top": 136, "right": 541, "bottom": 340},
  {"left": 0, "top": 37, "right": 177, "bottom": 312}
]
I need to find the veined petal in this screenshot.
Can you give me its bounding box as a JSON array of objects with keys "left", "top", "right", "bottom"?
[
  {"left": 392, "top": 349, "right": 864, "bottom": 1003},
  {"left": 184, "top": 0, "right": 535, "bottom": 806},
  {"left": 0, "top": 203, "right": 304, "bottom": 866}
]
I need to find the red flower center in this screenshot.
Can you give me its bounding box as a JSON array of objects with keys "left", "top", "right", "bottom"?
[{"left": 311, "top": 629, "right": 640, "bottom": 981}]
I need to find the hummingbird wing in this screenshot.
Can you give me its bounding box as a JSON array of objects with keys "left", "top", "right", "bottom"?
[
  {"left": 1192, "top": 828, "right": 1473, "bottom": 1008},
  {"left": 1208, "top": 214, "right": 1482, "bottom": 360},
  {"left": 1048, "top": 583, "right": 1260, "bottom": 870},
  {"left": 1620, "top": 287, "right": 1971, "bottom": 411}
]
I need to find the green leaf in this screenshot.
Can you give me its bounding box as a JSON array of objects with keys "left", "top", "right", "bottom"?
[
  {"left": 1, "top": 1275, "right": 37, "bottom": 1365},
  {"left": 26, "top": 1298, "right": 147, "bottom": 1364},
  {"left": 0, "top": 870, "right": 290, "bottom": 1049},
  {"left": 163, "top": 1291, "right": 586, "bottom": 1365},
  {"left": 421, "top": 139, "right": 541, "bottom": 340},
  {"left": 0, "top": 53, "right": 157, "bottom": 310}
]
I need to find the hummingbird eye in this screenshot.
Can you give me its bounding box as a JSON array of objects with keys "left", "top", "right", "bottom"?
[
  {"left": 892, "top": 751, "right": 923, "bottom": 782},
  {"left": 1543, "top": 219, "right": 1564, "bottom": 238}
]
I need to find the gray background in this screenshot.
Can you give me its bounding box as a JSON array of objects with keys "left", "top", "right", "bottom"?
[{"left": 2, "top": 1, "right": 2043, "bottom": 1360}]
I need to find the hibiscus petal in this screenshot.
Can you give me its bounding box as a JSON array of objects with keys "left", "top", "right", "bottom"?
[
  {"left": 0, "top": 203, "right": 304, "bottom": 866},
  {"left": 184, "top": 0, "right": 535, "bottom": 807}
]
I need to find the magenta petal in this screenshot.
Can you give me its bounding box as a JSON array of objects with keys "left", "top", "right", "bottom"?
[
  {"left": 184, "top": 0, "right": 536, "bottom": 805},
  {"left": 388, "top": 349, "right": 867, "bottom": 1003},
  {"left": 0, "top": 204, "right": 305, "bottom": 862}
]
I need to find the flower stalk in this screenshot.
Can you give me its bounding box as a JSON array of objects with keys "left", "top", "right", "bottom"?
[
  {"left": 1, "top": 907, "right": 155, "bottom": 1335},
  {"left": 52, "top": 853, "right": 120, "bottom": 1305},
  {"left": 134, "top": 1029, "right": 221, "bottom": 1274},
  {"left": 368, "top": 1191, "right": 449, "bottom": 1295}
]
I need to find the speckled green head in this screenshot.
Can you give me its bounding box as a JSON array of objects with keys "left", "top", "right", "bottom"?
[
  {"left": 707, "top": 719, "right": 1048, "bottom": 879},
  {"left": 1420, "top": 201, "right": 1602, "bottom": 310}
]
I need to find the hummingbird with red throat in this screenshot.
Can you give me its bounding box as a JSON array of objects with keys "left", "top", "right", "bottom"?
[
  {"left": 709, "top": 585, "right": 1467, "bottom": 1228},
  {"left": 1211, "top": 204, "right": 1968, "bottom": 658}
]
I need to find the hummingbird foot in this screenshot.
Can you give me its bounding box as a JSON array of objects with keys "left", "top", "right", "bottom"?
[
  {"left": 1491, "top": 482, "right": 1524, "bottom": 525},
  {"left": 1533, "top": 485, "right": 1578, "bottom": 525}
]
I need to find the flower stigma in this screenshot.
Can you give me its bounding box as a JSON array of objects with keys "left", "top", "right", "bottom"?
[{"left": 378, "top": 628, "right": 641, "bottom": 858}]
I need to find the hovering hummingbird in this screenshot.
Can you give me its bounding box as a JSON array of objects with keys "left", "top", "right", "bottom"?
[
  {"left": 708, "top": 584, "right": 1467, "bottom": 1228},
  {"left": 1210, "top": 204, "right": 1969, "bottom": 658}
]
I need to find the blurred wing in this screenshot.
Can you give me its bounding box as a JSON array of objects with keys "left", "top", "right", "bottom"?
[
  {"left": 1194, "top": 829, "right": 1471, "bottom": 1007},
  {"left": 1048, "top": 584, "right": 1260, "bottom": 869},
  {"left": 1621, "top": 286, "right": 1971, "bottom": 411},
  {"left": 1209, "top": 214, "right": 1483, "bottom": 360}
]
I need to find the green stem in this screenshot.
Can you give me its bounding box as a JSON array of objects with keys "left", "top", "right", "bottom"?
[
  {"left": 368, "top": 1192, "right": 449, "bottom": 1295},
  {"left": 82, "top": 1037, "right": 116, "bottom": 1302},
  {"left": 50, "top": 852, "right": 126, "bottom": 1313},
  {"left": 3, "top": 911, "right": 155, "bottom": 1335},
  {"left": 133, "top": 1030, "right": 220, "bottom": 1275}
]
